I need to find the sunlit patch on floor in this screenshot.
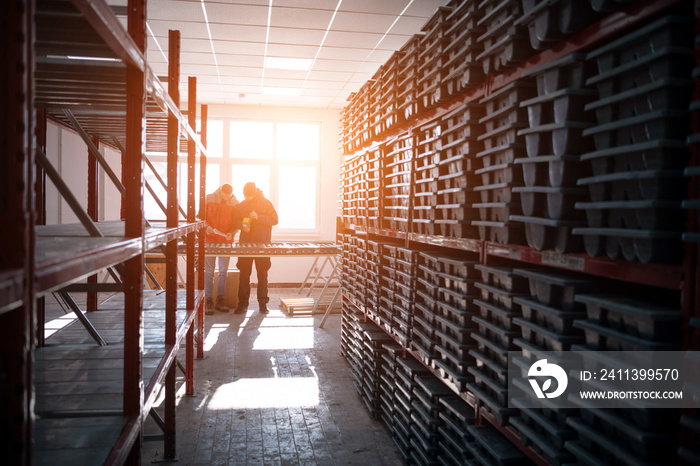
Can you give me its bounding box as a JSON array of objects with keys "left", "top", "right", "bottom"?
[
  {"left": 44, "top": 313, "right": 80, "bottom": 339},
  {"left": 252, "top": 321, "right": 314, "bottom": 350},
  {"left": 208, "top": 377, "right": 319, "bottom": 409},
  {"left": 204, "top": 323, "right": 229, "bottom": 351}
]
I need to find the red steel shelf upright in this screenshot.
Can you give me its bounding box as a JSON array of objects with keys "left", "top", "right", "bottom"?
[
  {"left": 0, "top": 0, "right": 210, "bottom": 464},
  {"left": 1, "top": 0, "right": 36, "bottom": 464}
]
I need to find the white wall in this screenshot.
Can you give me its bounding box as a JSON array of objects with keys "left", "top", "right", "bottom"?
[
  {"left": 44, "top": 103, "right": 342, "bottom": 286},
  {"left": 45, "top": 120, "right": 123, "bottom": 224}
]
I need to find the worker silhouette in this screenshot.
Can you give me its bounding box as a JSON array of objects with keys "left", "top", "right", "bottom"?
[
  {"left": 233, "top": 182, "right": 278, "bottom": 314},
  {"left": 199, "top": 183, "right": 239, "bottom": 314}
]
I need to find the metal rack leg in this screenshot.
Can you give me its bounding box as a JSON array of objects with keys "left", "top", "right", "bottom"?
[
  {"left": 318, "top": 286, "right": 341, "bottom": 329},
  {"left": 298, "top": 256, "right": 319, "bottom": 294},
  {"left": 305, "top": 256, "right": 333, "bottom": 297}
]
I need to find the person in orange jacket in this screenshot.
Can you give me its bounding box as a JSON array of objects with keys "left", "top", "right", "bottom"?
[{"left": 199, "top": 183, "right": 239, "bottom": 314}]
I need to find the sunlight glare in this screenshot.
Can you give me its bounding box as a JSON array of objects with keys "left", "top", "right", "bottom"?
[
  {"left": 209, "top": 377, "right": 319, "bottom": 409},
  {"left": 252, "top": 324, "right": 313, "bottom": 350},
  {"left": 204, "top": 323, "right": 229, "bottom": 352},
  {"left": 44, "top": 313, "right": 80, "bottom": 339}
]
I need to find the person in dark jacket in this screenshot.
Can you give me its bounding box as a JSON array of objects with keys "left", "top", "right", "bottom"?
[{"left": 233, "top": 182, "right": 278, "bottom": 314}]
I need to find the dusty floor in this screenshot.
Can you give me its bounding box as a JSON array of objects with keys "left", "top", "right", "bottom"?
[{"left": 137, "top": 287, "right": 404, "bottom": 465}]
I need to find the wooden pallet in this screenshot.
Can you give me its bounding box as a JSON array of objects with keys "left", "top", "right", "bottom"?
[{"left": 280, "top": 295, "right": 341, "bottom": 316}]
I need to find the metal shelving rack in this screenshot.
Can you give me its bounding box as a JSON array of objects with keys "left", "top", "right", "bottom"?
[
  {"left": 338, "top": 0, "right": 695, "bottom": 464},
  {"left": 2, "top": 0, "right": 210, "bottom": 464}
]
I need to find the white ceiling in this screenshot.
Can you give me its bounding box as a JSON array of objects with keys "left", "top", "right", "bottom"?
[{"left": 111, "top": 0, "right": 449, "bottom": 109}]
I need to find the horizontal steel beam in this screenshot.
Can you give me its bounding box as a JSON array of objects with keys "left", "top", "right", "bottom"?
[{"left": 60, "top": 283, "right": 124, "bottom": 293}]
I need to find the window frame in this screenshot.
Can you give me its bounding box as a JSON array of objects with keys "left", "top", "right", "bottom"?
[{"left": 144, "top": 117, "right": 322, "bottom": 238}]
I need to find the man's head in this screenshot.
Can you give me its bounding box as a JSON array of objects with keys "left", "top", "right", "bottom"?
[
  {"left": 243, "top": 182, "right": 257, "bottom": 200},
  {"left": 220, "top": 183, "right": 234, "bottom": 200}
]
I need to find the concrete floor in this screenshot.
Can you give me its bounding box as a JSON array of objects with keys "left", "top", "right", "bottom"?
[{"left": 140, "top": 287, "right": 404, "bottom": 465}]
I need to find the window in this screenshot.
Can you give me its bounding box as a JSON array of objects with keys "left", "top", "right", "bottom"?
[
  {"left": 278, "top": 166, "right": 316, "bottom": 229},
  {"left": 143, "top": 160, "right": 219, "bottom": 221},
  {"left": 230, "top": 121, "right": 273, "bottom": 160},
  {"left": 229, "top": 120, "right": 320, "bottom": 233},
  {"left": 144, "top": 118, "right": 321, "bottom": 236}
]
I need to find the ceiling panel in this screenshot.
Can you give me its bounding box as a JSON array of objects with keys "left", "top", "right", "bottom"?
[
  {"left": 134, "top": 0, "right": 450, "bottom": 108},
  {"left": 180, "top": 52, "right": 218, "bottom": 66},
  {"left": 212, "top": 40, "right": 267, "bottom": 56},
  {"left": 313, "top": 58, "right": 381, "bottom": 73},
  {"left": 392, "top": 15, "right": 435, "bottom": 35},
  {"left": 203, "top": 2, "right": 269, "bottom": 26},
  {"left": 218, "top": 67, "right": 263, "bottom": 79},
  {"left": 220, "top": 76, "right": 262, "bottom": 86},
  {"left": 148, "top": 20, "right": 211, "bottom": 40},
  {"left": 207, "top": 23, "right": 268, "bottom": 42},
  {"left": 339, "top": 0, "right": 409, "bottom": 16},
  {"left": 216, "top": 53, "right": 263, "bottom": 68},
  {"left": 332, "top": 11, "right": 398, "bottom": 34},
  {"left": 404, "top": 1, "right": 450, "bottom": 17},
  {"left": 373, "top": 34, "right": 415, "bottom": 52},
  {"left": 301, "top": 80, "right": 351, "bottom": 91},
  {"left": 322, "top": 31, "right": 387, "bottom": 50},
  {"left": 148, "top": 0, "right": 204, "bottom": 21},
  {"left": 363, "top": 49, "right": 399, "bottom": 65},
  {"left": 269, "top": 7, "right": 334, "bottom": 29},
  {"left": 183, "top": 75, "right": 222, "bottom": 85},
  {"left": 271, "top": 0, "right": 337, "bottom": 10},
  {"left": 262, "top": 69, "right": 308, "bottom": 81},
  {"left": 265, "top": 43, "right": 319, "bottom": 59},
  {"left": 315, "top": 46, "right": 382, "bottom": 62},
  {"left": 267, "top": 27, "right": 327, "bottom": 46},
  {"left": 178, "top": 38, "right": 214, "bottom": 53}
]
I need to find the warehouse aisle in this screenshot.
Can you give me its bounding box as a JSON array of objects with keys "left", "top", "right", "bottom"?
[{"left": 141, "top": 287, "right": 403, "bottom": 465}]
